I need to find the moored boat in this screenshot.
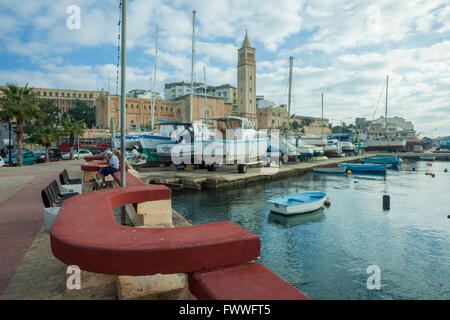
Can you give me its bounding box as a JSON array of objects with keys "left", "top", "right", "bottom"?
[
  {"left": 419, "top": 156, "right": 436, "bottom": 161},
  {"left": 338, "top": 163, "right": 387, "bottom": 173},
  {"left": 361, "top": 156, "right": 399, "bottom": 166},
  {"left": 267, "top": 191, "right": 328, "bottom": 215},
  {"left": 313, "top": 166, "right": 347, "bottom": 173}
]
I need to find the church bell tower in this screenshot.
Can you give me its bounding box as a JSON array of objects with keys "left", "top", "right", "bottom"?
[{"left": 237, "top": 31, "right": 257, "bottom": 126}]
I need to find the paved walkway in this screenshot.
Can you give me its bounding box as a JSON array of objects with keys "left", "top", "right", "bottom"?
[{"left": 0, "top": 160, "right": 83, "bottom": 295}]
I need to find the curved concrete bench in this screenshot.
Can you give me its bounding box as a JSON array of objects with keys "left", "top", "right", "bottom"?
[
  {"left": 50, "top": 186, "right": 260, "bottom": 276},
  {"left": 84, "top": 155, "right": 106, "bottom": 162},
  {"left": 81, "top": 161, "right": 108, "bottom": 172}
]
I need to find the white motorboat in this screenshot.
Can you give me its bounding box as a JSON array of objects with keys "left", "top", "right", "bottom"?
[
  {"left": 298, "top": 135, "right": 327, "bottom": 147},
  {"left": 323, "top": 139, "right": 343, "bottom": 157},
  {"left": 267, "top": 191, "right": 328, "bottom": 215}
]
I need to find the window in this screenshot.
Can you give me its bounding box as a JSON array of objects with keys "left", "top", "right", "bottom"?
[
  {"left": 143, "top": 106, "right": 146, "bottom": 110},
  {"left": 166, "top": 107, "right": 168, "bottom": 111},
  {"left": 43, "top": 92, "right": 47, "bottom": 96},
  {"left": 90, "top": 94, "right": 93, "bottom": 98},
  {"left": 73, "top": 93, "right": 76, "bottom": 97},
  {"left": 55, "top": 92, "right": 58, "bottom": 97},
  {"left": 84, "top": 94, "right": 87, "bottom": 98},
  {"left": 49, "top": 92, "right": 52, "bottom": 96},
  {"left": 78, "top": 94, "right": 81, "bottom": 98},
  {"left": 131, "top": 105, "right": 134, "bottom": 109},
  {"left": 61, "top": 92, "right": 64, "bottom": 97},
  {"left": 137, "top": 105, "right": 139, "bottom": 110}
]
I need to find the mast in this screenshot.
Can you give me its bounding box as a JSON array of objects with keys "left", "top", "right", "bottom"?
[
  {"left": 120, "top": 0, "right": 127, "bottom": 187},
  {"left": 288, "top": 56, "right": 293, "bottom": 133},
  {"left": 385, "top": 75, "right": 388, "bottom": 131},
  {"left": 321, "top": 93, "right": 324, "bottom": 138},
  {"left": 190, "top": 10, "right": 196, "bottom": 123},
  {"left": 203, "top": 66, "right": 207, "bottom": 118},
  {"left": 151, "top": 24, "right": 158, "bottom": 130}
]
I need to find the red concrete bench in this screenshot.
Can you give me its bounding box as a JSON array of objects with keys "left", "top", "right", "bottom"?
[
  {"left": 112, "top": 171, "right": 145, "bottom": 188},
  {"left": 189, "top": 263, "right": 310, "bottom": 300},
  {"left": 50, "top": 186, "right": 260, "bottom": 275},
  {"left": 84, "top": 155, "right": 106, "bottom": 162},
  {"left": 81, "top": 161, "right": 108, "bottom": 172}
]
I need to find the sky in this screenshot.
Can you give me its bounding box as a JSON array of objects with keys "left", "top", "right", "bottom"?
[{"left": 0, "top": 0, "right": 449, "bottom": 137}]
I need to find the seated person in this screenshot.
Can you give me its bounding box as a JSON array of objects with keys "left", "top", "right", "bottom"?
[{"left": 92, "top": 151, "right": 119, "bottom": 188}]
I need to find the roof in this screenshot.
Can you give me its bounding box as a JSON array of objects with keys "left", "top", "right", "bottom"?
[{"left": 242, "top": 30, "right": 252, "bottom": 48}]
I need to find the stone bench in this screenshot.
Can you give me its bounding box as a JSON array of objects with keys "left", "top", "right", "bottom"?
[
  {"left": 189, "top": 263, "right": 310, "bottom": 300},
  {"left": 50, "top": 186, "right": 260, "bottom": 276},
  {"left": 84, "top": 155, "right": 106, "bottom": 162}
]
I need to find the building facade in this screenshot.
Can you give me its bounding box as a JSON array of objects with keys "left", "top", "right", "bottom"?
[
  {"left": 237, "top": 31, "right": 257, "bottom": 125},
  {"left": 95, "top": 92, "right": 232, "bottom": 130},
  {"left": 0, "top": 86, "right": 102, "bottom": 115},
  {"left": 257, "top": 104, "right": 288, "bottom": 129}
]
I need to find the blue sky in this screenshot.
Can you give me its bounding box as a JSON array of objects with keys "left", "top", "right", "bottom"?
[{"left": 0, "top": 0, "right": 449, "bottom": 136}]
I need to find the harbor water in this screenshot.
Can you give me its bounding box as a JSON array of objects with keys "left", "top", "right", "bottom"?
[{"left": 172, "top": 161, "right": 450, "bottom": 299}]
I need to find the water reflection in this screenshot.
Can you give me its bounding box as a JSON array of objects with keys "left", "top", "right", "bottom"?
[{"left": 268, "top": 208, "right": 326, "bottom": 227}]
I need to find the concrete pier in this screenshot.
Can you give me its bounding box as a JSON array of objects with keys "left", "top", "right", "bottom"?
[{"left": 139, "top": 155, "right": 366, "bottom": 191}]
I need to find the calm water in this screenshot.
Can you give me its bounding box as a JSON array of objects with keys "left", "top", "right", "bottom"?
[{"left": 172, "top": 161, "right": 450, "bottom": 300}]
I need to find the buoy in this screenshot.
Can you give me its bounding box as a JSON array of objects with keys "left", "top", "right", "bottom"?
[
  {"left": 383, "top": 195, "right": 390, "bottom": 211},
  {"left": 324, "top": 199, "right": 331, "bottom": 207},
  {"left": 347, "top": 170, "right": 352, "bottom": 175}
]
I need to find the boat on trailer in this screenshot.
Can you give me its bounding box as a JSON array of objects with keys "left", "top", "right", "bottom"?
[
  {"left": 267, "top": 192, "right": 328, "bottom": 215},
  {"left": 313, "top": 166, "right": 347, "bottom": 173},
  {"left": 338, "top": 163, "right": 387, "bottom": 173}
]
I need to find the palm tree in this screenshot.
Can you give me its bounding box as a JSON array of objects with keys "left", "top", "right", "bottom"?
[
  {"left": 0, "top": 83, "right": 43, "bottom": 166},
  {"left": 61, "top": 114, "right": 86, "bottom": 160},
  {"left": 37, "top": 127, "right": 61, "bottom": 162}
]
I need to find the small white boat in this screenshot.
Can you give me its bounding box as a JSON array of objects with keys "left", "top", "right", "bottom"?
[
  {"left": 267, "top": 191, "right": 328, "bottom": 215},
  {"left": 420, "top": 156, "right": 436, "bottom": 161},
  {"left": 313, "top": 166, "right": 347, "bottom": 173}
]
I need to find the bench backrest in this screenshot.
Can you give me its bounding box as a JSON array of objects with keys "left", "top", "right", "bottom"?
[
  {"left": 41, "top": 187, "right": 52, "bottom": 208},
  {"left": 50, "top": 180, "right": 61, "bottom": 199},
  {"left": 59, "top": 169, "right": 69, "bottom": 185}
]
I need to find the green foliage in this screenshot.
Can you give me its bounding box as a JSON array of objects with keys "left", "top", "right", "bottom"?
[
  {"left": 39, "top": 100, "right": 61, "bottom": 125},
  {"left": 291, "top": 120, "right": 301, "bottom": 130},
  {"left": 65, "top": 100, "right": 96, "bottom": 128},
  {"left": 0, "top": 83, "right": 43, "bottom": 166},
  {"left": 61, "top": 114, "right": 86, "bottom": 160}
]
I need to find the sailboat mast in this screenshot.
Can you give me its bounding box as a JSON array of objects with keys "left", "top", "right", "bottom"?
[
  {"left": 203, "top": 66, "right": 207, "bottom": 118},
  {"left": 321, "top": 93, "right": 324, "bottom": 137},
  {"left": 151, "top": 24, "right": 158, "bottom": 130},
  {"left": 190, "top": 10, "right": 196, "bottom": 123},
  {"left": 288, "top": 56, "right": 293, "bottom": 133},
  {"left": 385, "top": 75, "right": 388, "bottom": 130},
  {"left": 120, "top": 0, "right": 127, "bottom": 187}
]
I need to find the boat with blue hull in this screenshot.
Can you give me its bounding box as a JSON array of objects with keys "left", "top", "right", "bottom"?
[
  {"left": 338, "top": 163, "right": 387, "bottom": 173},
  {"left": 267, "top": 192, "right": 328, "bottom": 215},
  {"left": 361, "top": 156, "right": 399, "bottom": 167}
]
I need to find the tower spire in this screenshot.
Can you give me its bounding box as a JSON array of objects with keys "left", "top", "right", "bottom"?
[{"left": 242, "top": 29, "right": 251, "bottom": 48}]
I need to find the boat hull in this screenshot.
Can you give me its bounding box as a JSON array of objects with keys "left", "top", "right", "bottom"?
[
  {"left": 313, "top": 167, "right": 347, "bottom": 173},
  {"left": 267, "top": 192, "right": 327, "bottom": 215},
  {"left": 339, "top": 163, "right": 386, "bottom": 173}
]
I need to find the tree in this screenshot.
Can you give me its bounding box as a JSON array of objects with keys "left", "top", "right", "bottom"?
[
  {"left": 0, "top": 83, "right": 43, "bottom": 166},
  {"left": 25, "top": 126, "right": 61, "bottom": 162},
  {"left": 291, "top": 120, "right": 301, "bottom": 131},
  {"left": 61, "top": 114, "right": 86, "bottom": 160},
  {"left": 39, "top": 100, "right": 61, "bottom": 126},
  {"left": 66, "top": 100, "right": 96, "bottom": 128}
]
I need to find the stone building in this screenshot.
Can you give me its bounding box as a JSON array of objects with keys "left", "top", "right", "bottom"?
[
  {"left": 289, "top": 116, "right": 331, "bottom": 136},
  {"left": 0, "top": 86, "right": 102, "bottom": 114},
  {"left": 95, "top": 92, "right": 232, "bottom": 130},
  {"left": 257, "top": 104, "right": 288, "bottom": 129},
  {"left": 236, "top": 31, "right": 257, "bottom": 125}
]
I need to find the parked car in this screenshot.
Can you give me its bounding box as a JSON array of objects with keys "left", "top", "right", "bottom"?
[
  {"left": 87, "top": 149, "right": 101, "bottom": 155},
  {"left": 4, "top": 150, "right": 37, "bottom": 165},
  {"left": 34, "top": 148, "right": 62, "bottom": 163},
  {"left": 62, "top": 149, "right": 93, "bottom": 160}
]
